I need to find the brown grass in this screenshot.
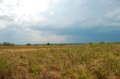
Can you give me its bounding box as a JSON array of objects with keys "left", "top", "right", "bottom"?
[{"left": 0, "top": 44, "right": 120, "bottom": 79}]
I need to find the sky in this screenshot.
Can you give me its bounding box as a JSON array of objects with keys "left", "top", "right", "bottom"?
[{"left": 0, "top": 0, "right": 120, "bottom": 44}]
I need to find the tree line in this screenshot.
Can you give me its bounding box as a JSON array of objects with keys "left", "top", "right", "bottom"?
[
  {"left": 0, "top": 42, "right": 15, "bottom": 46},
  {"left": 0, "top": 42, "right": 120, "bottom": 46},
  {"left": 0, "top": 42, "right": 51, "bottom": 46}
]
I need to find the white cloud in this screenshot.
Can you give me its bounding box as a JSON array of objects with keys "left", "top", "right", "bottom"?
[
  {"left": 0, "top": 0, "right": 65, "bottom": 31},
  {"left": 107, "top": 7, "right": 120, "bottom": 20},
  {"left": 0, "top": 20, "right": 8, "bottom": 29},
  {"left": 0, "top": 0, "right": 61, "bottom": 24}
]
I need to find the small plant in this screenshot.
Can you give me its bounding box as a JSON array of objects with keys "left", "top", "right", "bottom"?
[{"left": 30, "top": 64, "right": 41, "bottom": 77}]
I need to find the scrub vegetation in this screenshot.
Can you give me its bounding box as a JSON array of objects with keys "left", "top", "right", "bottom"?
[{"left": 0, "top": 43, "right": 120, "bottom": 79}]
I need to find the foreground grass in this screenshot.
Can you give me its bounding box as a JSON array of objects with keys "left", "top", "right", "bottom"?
[{"left": 0, "top": 44, "right": 120, "bottom": 79}]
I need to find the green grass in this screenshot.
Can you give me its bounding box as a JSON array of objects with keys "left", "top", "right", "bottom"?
[{"left": 0, "top": 44, "right": 120, "bottom": 79}]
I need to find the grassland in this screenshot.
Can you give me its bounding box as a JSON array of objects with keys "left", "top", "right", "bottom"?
[{"left": 0, "top": 44, "right": 120, "bottom": 79}]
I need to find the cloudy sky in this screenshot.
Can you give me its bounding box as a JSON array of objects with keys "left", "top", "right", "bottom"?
[{"left": 0, "top": 0, "right": 120, "bottom": 44}]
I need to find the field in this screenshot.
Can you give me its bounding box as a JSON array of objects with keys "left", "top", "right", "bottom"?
[{"left": 0, "top": 44, "right": 120, "bottom": 79}]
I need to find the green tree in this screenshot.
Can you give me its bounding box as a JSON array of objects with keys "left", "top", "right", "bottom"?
[
  {"left": 2, "top": 42, "right": 15, "bottom": 46},
  {"left": 26, "top": 43, "right": 31, "bottom": 46},
  {"left": 47, "top": 43, "right": 50, "bottom": 45}
]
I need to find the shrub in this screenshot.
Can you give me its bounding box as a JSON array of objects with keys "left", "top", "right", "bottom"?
[
  {"left": 99, "top": 41, "right": 104, "bottom": 44},
  {"left": 47, "top": 43, "right": 50, "bottom": 45},
  {"left": 26, "top": 43, "right": 31, "bottom": 46}
]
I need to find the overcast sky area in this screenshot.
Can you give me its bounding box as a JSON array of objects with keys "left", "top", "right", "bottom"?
[{"left": 0, "top": 0, "right": 120, "bottom": 44}]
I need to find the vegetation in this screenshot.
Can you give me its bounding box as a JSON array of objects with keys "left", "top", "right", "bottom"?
[
  {"left": 0, "top": 42, "right": 15, "bottom": 46},
  {"left": 47, "top": 42, "right": 50, "bottom": 45},
  {"left": 26, "top": 43, "right": 31, "bottom": 46},
  {"left": 0, "top": 43, "right": 120, "bottom": 79}
]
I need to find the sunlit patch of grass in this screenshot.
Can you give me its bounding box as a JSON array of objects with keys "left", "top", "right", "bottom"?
[
  {"left": 0, "top": 55, "right": 15, "bottom": 79},
  {"left": 30, "top": 64, "right": 41, "bottom": 76}
]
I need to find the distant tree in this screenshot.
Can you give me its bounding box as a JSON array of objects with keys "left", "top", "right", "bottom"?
[
  {"left": 26, "top": 43, "right": 31, "bottom": 46},
  {"left": 100, "top": 41, "right": 104, "bottom": 44},
  {"left": 89, "top": 42, "right": 93, "bottom": 45},
  {"left": 2, "top": 42, "right": 15, "bottom": 46},
  {"left": 47, "top": 42, "right": 50, "bottom": 45},
  {"left": 115, "top": 42, "right": 120, "bottom": 44}
]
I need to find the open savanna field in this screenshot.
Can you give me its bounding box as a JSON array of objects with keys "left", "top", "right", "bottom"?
[{"left": 0, "top": 44, "right": 120, "bottom": 79}]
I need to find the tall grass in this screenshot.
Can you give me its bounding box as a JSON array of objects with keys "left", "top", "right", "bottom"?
[{"left": 0, "top": 44, "right": 120, "bottom": 79}]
